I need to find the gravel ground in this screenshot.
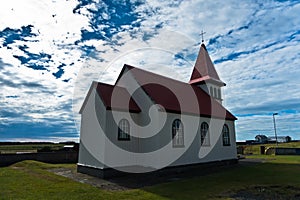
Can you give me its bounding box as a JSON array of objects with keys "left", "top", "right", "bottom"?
[{"left": 229, "top": 185, "right": 300, "bottom": 200}]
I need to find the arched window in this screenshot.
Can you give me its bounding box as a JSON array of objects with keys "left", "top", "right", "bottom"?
[
  {"left": 118, "top": 119, "right": 130, "bottom": 140},
  {"left": 172, "top": 119, "right": 184, "bottom": 147},
  {"left": 200, "top": 122, "right": 210, "bottom": 146},
  {"left": 222, "top": 124, "right": 230, "bottom": 146}
]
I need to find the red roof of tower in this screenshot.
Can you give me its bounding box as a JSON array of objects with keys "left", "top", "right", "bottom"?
[{"left": 189, "top": 44, "right": 225, "bottom": 86}]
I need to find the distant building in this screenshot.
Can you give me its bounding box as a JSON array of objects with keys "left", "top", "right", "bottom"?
[
  {"left": 246, "top": 135, "right": 292, "bottom": 145},
  {"left": 255, "top": 135, "right": 268, "bottom": 144},
  {"left": 268, "top": 136, "right": 292, "bottom": 143}
]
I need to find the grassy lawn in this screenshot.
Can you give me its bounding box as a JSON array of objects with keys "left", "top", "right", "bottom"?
[
  {"left": 245, "top": 154, "right": 300, "bottom": 164},
  {"left": 0, "top": 156, "right": 300, "bottom": 200}
]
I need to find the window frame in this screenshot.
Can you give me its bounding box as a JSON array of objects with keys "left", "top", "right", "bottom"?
[
  {"left": 213, "top": 88, "right": 217, "bottom": 98},
  {"left": 210, "top": 87, "right": 213, "bottom": 96},
  {"left": 200, "top": 122, "right": 210, "bottom": 146},
  {"left": 222, "top": 124, "right": 230, "bottom": 146},
  {"left": 118, "top": 119, "right": 130, "bottom": 141},
  {"left": 172, "top": 119, "right": 184, "bottom": 148}
]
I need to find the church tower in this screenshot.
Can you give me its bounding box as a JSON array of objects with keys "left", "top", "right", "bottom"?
[{"left": 189, "top": 43, "right": 225, "bottom": 104}]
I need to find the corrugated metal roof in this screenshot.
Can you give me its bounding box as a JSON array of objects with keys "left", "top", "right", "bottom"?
[
  {"left": 116, "top": 64, "right": 236, "bottom": 120},
  {"left": 96, "top": 82, "right": 141, "bottom": 113}
]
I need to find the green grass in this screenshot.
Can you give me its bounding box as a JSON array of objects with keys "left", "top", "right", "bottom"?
[
  {"left": 246, "top": 154, "right": 300, "bottom": 164},
  {"left": 0, "top": 161, "right": 161, "bottom": 200},
  {"left": 0, "top": 156, "right": 300, "bottom": 199}
]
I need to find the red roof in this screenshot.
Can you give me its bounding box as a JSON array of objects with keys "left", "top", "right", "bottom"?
[
  {"left": 189, "top": 44, "right": 225, "bottom": 86},
  {"left": 116, "top": 64, "right": 236, "bottom": 120},
  {"left": 96, "top": 82, "right": 141, "bottom": 113}
]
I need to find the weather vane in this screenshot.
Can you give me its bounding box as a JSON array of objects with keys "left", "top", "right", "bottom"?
[{"left": 200, "top": 30, "right": 206, "bottom": 43}]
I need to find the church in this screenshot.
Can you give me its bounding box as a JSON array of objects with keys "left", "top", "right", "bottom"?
[{"left": 77, "top": 42, "right": 237, "bottom": 178}]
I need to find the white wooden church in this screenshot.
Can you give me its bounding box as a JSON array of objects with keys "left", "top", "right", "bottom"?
[{"left": 77, "top": 43, "right": 237, "bottom": 178}]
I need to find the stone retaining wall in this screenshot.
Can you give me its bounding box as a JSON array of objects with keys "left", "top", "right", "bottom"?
[
  {"left": 0, "top": 151, "right": 78, "bottom": 167},
  {"left": 265, "top": 147, "right": 300, "bottom": 155}
]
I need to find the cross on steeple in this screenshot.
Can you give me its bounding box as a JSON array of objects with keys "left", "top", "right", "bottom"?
[{"left": 200, "top": 30, "right": 206, "bottom": 43}]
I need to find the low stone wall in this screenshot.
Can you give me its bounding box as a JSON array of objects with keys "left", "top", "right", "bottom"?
[
  {"left": 0, "top": 151, "right": 78, "bottom": 167},
  {"left": 265, "top": 147, "right": 300, "bottom": 155},
  {"left": 275, "top": 148, "right": 300, "bottom": 155}
]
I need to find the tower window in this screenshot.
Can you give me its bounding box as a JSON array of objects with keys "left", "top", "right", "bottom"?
[
  {"left": 210, "top": 87, "right": 213, "bottom": 96},
  {"left": 218, "top": 89, "right": 221, "bottom": 99},
  {"left": 214, "top": 88, "right": 217, "bottom": 98}
]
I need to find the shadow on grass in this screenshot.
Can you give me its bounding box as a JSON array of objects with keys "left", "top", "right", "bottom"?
[
  {"left": 103, "top": 162, "right": 239, "bottom": 190},
  {"left": 140, "top": 161, "right": 300, "bottom": 200}
]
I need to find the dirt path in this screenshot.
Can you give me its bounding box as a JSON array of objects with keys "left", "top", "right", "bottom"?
[{"left": 49, "top": 168, "right": 129, "bottom": 190}]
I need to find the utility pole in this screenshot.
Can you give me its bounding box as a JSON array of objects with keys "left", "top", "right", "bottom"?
[{"left": 273, "top": 113, "right": 278, "bottom": 147}]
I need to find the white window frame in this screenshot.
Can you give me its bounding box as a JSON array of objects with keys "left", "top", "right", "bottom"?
[
  {"left": 210, "top": 87, "right": 213, "bottom": 96},
  {"left": 118, "top": 119, "right": 130, "bottom": 141},
  {"left": 172, "top": 119, "right": 184, "bottom": 148},
  {"left": 222, "top": 124, "right": 230, "bottom": 146},
  {"left": 200, "top": 122, "right": 210, "bottom": 146}
]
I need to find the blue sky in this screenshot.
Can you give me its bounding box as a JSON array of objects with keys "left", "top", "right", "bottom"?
[{"left": 0, "top": 0, "right": 299, "bottom": 142}]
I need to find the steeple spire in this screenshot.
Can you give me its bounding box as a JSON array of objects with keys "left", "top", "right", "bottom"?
[
  {"left": 189, "top": 41, "right": 225, "bottom": 104},
  {"left": 189, "top": 43, "right": 225, "bottom": 86}
]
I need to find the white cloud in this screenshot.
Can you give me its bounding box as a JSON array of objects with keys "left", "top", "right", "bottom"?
[{"left": 0, "top": 0, "right": 299, "bottom": 141}]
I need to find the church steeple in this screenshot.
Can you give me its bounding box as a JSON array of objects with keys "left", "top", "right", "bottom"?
[{"left": 189, "top": 43, "right": 225, "bottom": 104}]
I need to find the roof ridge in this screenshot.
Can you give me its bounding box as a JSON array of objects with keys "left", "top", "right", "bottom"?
[
  {"left": 97, "top": 81, "right": 128, "bottom": 90},
  {"left": 97, "top": 81, "right": 114, "bottom": 87},
  {"left": 121, "top": 64, "right": 187, "bottom": 85}
]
